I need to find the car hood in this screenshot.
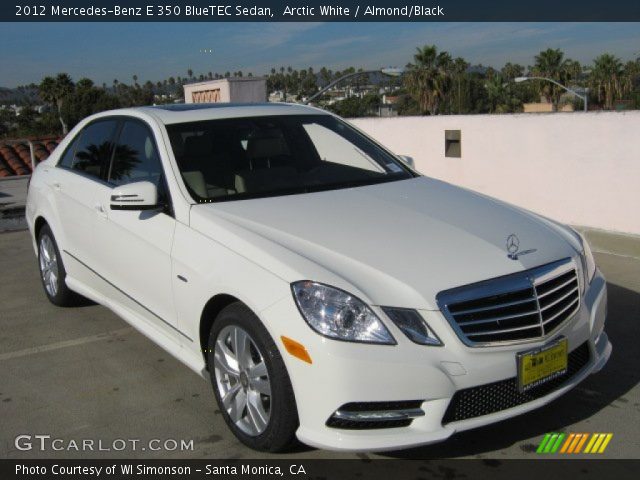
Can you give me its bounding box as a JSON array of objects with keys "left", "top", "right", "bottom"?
[{"left": 190, "top": 177, "right": 578, "bottom": 310}]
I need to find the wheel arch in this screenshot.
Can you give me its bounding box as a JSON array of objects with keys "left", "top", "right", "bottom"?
[
  {"left": 199, "top": 293, "right": 242, "bottom": 366},
  {"left": 34, "top": 215, "right": 48, "bottom": 240}
]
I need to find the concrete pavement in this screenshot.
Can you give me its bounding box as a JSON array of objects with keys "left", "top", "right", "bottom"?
[{"left": 1, "top": 228, "right": 638, "bottom": 459}]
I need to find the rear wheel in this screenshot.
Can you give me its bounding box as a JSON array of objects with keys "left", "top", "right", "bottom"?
[
  {"left": 37, "top": 225, "right": 82, "bottom": 306},
  {"left": 208, "top": 303, "right": 299, "bottom": 452}
]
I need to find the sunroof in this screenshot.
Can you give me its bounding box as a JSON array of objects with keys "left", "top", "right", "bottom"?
[{"left": 150, "top": 103, "right": 291, "bottom": 111}]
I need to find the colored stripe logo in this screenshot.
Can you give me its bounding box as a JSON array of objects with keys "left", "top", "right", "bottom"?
[{"left": 536, "top": 433, "right": 613, "bottom": 454}]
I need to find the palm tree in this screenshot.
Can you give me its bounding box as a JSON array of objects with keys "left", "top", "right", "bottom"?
[
  {"left": 187, "top": 68, "right": 193, "bottom": 80},
  {"left": 484, "top": 74, "right": 521, "bottom": 113},
  {"left": 485, "top": 74, "right": 506, "bottom": 113},
  {"left": 622, "top": 60, "right": 640, "bottom": 99},
  {"left": 452, "top": 57, "right": 469, "bottom": 113},
  {"left": 39, "top": 73, "right": 74, "bottom": 134},
  {"left": 319, "top": 67, "right": 331, "bottom": 87},
  {"left": 589, "top": 54, "right": 624, "bottom": 110},
  {"left": 404, "top": 45, "right": 453, "bottom": 115},
  {"left": 565, "top": 60, "right": 583, "bottom": 84},
  {"left": 532, "top": 48, "right": 573, "bottom": 109},
  {"left": 501, "top": 62, "right": 524, "bottom": 80}
]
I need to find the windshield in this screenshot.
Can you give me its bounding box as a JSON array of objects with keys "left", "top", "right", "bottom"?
[{"left": 166, "top": 114, "right": 415, "bottom": 202}]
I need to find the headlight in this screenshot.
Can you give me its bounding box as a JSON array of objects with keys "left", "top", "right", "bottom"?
[
  {"left": 382, "top": 307, "right": 443, "bottom": 346},
  {"left": 291, "top": 281, "right": 395, "bottom": 344},
  {"left": 573, "top": 229, "right": 596, "bottom": 286}
]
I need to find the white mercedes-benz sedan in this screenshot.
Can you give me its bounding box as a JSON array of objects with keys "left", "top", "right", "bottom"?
[{"left": 26, "top": 103, "right": 611, "bottom": 452}]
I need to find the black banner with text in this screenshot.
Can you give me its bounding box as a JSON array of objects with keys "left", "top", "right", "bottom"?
[
  {"left": 4, "top": 0, "right": 640, "bottom": 22},
  {"left": 4, "top": 459, "right": 640, "bottom": 480}
]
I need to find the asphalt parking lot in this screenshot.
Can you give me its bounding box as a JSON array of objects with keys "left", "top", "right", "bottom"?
[{"left": 1, "top": 227, "right": 639, "bottom": 460}]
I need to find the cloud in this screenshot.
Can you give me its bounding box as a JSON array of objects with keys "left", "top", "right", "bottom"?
[
  {"left": 229, "top": 22, "right": 324, "bottom": 49},
  {"left": 305, "top": 35, "right": 371, "bottom": 50}
]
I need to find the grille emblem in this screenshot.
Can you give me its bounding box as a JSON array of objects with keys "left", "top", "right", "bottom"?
[
  {"left": 506, "top": 234, "right": 520, "bottom": 255},
  {"left": 506, "top": 233, "right": 537, "bottom": 260}
]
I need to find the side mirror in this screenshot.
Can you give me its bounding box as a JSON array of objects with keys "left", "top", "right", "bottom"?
[
  {"left": 398, "top": 155, "right": 415, "bottom": 168},
  {"left": 110, "top": 181, "right": 158, "bottom": 211}
]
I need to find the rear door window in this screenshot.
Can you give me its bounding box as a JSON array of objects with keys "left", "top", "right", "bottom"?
[
  {"left": 58, "top": 135, "right": 81, "bottom": 169},
  {"left": 71, "top": 120, "right": 118, "bottom": 179}
]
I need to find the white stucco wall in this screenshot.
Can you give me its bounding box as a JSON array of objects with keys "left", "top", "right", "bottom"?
[
  {"left": 228, "top": 79, "right": 267, "bottom": 103},
  {"left": 351, "top": 112, "right": 640, "bottom": 235}
]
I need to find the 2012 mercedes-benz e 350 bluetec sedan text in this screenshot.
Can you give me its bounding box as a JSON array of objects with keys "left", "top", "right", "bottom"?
[{"left": 26, "top": 103, "right": 611, "bottom": 452}]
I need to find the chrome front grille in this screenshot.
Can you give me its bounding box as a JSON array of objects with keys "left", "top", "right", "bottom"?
[{"left": 437, "top": 258, "right": 580, "bottom": 347}]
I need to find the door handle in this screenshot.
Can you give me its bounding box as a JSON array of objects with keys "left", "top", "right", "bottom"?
[{"left": 94, "top": 203, "right": 108, "bottom": 218}]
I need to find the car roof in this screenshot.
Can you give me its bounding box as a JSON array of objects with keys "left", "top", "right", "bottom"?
[{"left": 136, "top": 102, "right": 328, "bottom": 125}]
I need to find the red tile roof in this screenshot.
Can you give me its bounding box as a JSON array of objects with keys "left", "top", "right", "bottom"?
[{"left": 0, "top": 138, "right": 60, "bottom": 177}]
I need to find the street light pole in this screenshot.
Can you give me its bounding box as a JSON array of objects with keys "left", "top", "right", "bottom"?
[
  {"left": 515, "top": 76, "right": 588, "bottom": 112},
  {"left": 304, "top": 67, "right": 404, "bottom": 105}
]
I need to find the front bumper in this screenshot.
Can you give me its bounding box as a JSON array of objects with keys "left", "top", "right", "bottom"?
[{"left": 260, "top": 268, "right": 611, "bottom": 452}]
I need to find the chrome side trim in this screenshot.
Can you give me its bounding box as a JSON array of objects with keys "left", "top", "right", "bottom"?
[{"left": 63, "top": 249, "right": 193, "bottom": 343}]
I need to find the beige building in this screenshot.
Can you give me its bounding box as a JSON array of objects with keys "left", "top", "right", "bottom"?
[
  {"left": 183, "top": 77, "right": 267, "bottom": 104},
  {"left": 523, "top": 103, "right": 575, "bottom": 113}
]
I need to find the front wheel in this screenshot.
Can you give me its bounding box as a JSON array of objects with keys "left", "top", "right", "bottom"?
[
  {"left": 37, "top": 224, "right": 82, "bottom": 306},
  {"left": 208, "top": 303, "right": 299, "bottom": 452}
]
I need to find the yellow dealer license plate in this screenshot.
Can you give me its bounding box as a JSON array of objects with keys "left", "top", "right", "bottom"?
[{"left": 517, "top": 337, "right": 568, "bottom": 392}]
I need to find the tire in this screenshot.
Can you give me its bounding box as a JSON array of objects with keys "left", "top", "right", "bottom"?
[
  {"left": 207, "top": 302, "right": 299, "bottom": 452},
  {"left": 37, "top": 224, "right": 83, "bottom": 307}
]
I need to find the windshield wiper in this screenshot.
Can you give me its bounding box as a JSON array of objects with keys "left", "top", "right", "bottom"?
[
  {"left": 202, "top": 174, "right": 410, "bottom": 203},
  {"left": 206, "top": 185, "right": 313, "bottom": 203}
]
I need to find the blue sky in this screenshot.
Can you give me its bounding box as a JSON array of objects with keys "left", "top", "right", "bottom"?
[{"left": 1, "top": 22, "right": 639, "bottom": 87}]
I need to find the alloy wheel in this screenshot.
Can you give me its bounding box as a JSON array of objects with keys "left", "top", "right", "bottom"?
[
  {"left": 39, "top": 234, "right": 59, "bottom": 298},
  {"left": 213, "top": 325, "right": 272, "bottom": 436}
]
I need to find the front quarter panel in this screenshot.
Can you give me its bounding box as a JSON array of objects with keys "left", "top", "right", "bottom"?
[{"left": 171, "top": 221, "right": 292, "bottom": 363}]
